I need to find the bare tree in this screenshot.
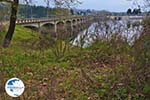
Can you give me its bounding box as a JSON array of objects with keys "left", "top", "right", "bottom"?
[
  {"left": 0, "top": 0, "right": 19, "bottom": 48},
  {"left": 142, "top": 0, "right": 150, "bottom": 11},
  {"left": 129, "top": 0, "right": 150, "bottom": 11}
]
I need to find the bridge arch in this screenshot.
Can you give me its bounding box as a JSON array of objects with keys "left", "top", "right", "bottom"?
[
  {"left": 65, "top": 19, "right": 72, "bottom": 23},
  {"left": 65, "top": 20, "right": 72, "bottom": 36},
  {"left": 56, "top": 21, "right": 65, "bottom": 25},
  {"left": 56, "top": 21, "right": 66, "bottom": 38},
  {"left": 40, "top": 22, "right": 55, "bottom": 27},
  {"left": 40, "top": 23, "right": 56, "bottom": 37},
  {"left": 76, "top": 19, "right": 81, "bottom": 24},
  {"left": 23, "top": 25, "right": 39, "bottom": 32},
  {"left": 23, "top": 24, "right": 39, "bottom": 28},
  {"left": 65, "top": 20, "right": 72, "bottom": 26},
  {"left": 77, "top": 19, "right": 80, "bottom": 21},
  {"left": 42, "top": 23, "right": 55, "bottom": 27},
  {"left": 72, "top": 19, "right": 77, "bottom": 24}
]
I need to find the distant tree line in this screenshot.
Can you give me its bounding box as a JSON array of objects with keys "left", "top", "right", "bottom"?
[
  {"left": 127, "top": 7, "right": 142, "bottom": 15},
  {"left": 0, "top": 3, "right": 10, "bottom": 21},
  {"left": 3, "top": 4, "right": 94, "bottom": 19},
  {"left": 19, "top": 5, "right": 48, "bottom": 18}
]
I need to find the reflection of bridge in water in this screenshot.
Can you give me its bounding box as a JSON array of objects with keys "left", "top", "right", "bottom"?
[{"left": 16, "top": 15, "right": 144, "bottom": 38}]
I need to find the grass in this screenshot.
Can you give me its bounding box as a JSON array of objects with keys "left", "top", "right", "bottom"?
[{"left": 0, "top": 25, "right": 149, "bottom": 100}]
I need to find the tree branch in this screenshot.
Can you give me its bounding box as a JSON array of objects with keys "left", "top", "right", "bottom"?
[{"left": 0, "top": 0, "right": 13, "bottom": 4}]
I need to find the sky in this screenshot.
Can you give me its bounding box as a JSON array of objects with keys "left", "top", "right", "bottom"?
[
  {"left": 34, "top": 0, "right": 142, "bottom": 12},
  {"left": 78, "top": 0, "right": 133, "bottom": 12}
]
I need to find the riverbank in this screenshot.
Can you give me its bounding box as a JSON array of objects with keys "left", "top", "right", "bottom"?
[{"left": 0, "top": 24, "right": 149, "bottom": 99}]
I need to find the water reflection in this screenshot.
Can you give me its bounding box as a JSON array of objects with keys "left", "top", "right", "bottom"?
[{"left": 72, "top": 18, "right": 143, "bottom": 48}]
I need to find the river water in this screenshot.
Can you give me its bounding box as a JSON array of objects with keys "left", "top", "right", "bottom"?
[{"left": 72, "top": 19, "right": 143, "bottom": 48}]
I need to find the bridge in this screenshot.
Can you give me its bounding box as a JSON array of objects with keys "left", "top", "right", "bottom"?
[
  {"left": 16, "top": 16, "right": 94, "bottom": 32},
  {"left": 16, "top": 15, "right": 95, "bottom": 38},
  {"left": 16, "top": 15, "right": 144, "bottom": 38},
  {"left": 110, "top": 16, "right": 144, "bottom": 21},
  {"left": 16, "top": 15, "right": 144, "bottom": 28}
]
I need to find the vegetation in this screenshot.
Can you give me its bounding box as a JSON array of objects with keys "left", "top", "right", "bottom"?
[
  {"left": 0, "top": 16, "right": 149, "bottom": 99},
  {"left": 0, "top": 0, "right": 80, "bottom": 48},
  {"left": 0, "top": 0, "right": 149, "bottom": 99},
  {"left": 18, "top": 4, "right": 72, "bottom": 18},
  {"left": 127, "top": 8, "right": 142, "bottom": 15}
]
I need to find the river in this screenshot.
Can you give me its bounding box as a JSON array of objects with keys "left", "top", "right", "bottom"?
[{"left": 72, "top": 18, "right": 143, "bottom": 48}]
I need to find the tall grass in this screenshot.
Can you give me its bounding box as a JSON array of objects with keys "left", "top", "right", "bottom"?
[{"left": 0, "top": 17, "right": 149, "bottom": 99}]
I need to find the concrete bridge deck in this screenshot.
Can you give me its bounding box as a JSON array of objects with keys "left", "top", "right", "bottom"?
[
  {"left": 15, "top": 15, "right": 145, "bottom": 37},
  {"left": 16, "top": 16, "right": 94, "bottom": 26},
  {"left": 16, "top": 15, "right": 144, "bottom": 25}
]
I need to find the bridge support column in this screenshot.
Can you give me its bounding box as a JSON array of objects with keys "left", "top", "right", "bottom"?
[
  {"left": 38, "top": 23, "right": 41, "bottom": 33},
  {"left": 54, "top": 24, "right": 57, "bottom": 33},
  {"left": 71, "top": 22, "right": 74, "bottom": 36}
]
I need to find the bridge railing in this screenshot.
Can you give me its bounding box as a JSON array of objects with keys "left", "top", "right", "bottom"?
[{"left": 16, "top": 15, "right": 94, "bottom": 24}]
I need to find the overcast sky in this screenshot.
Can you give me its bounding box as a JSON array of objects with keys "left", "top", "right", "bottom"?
[
  {"left": 34, "top": 0, "right": 143, "bottom": 12},
  {"left": 78, "top": 0, "right": 132, "bottom": 12}
]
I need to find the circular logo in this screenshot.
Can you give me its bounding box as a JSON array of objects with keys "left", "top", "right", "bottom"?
[{"left": 5, "top": 78, "right": 25, "bottom": 97}]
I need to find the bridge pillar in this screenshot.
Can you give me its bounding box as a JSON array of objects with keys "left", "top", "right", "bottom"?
[
  {"left": 38, "top": 23, "right": 41, "bottom": 33},
  {"left": 71, "top": 22, "right": 74, "bottom": 36},
  {"left": 65, "top": 20, "right": 72, "bottom": 37},
  {"left": 56, "top": 21, "right": 66, "bottom": 39},
  {"left": 54, "top": 23, "right": 57, "bottom": 33}
]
